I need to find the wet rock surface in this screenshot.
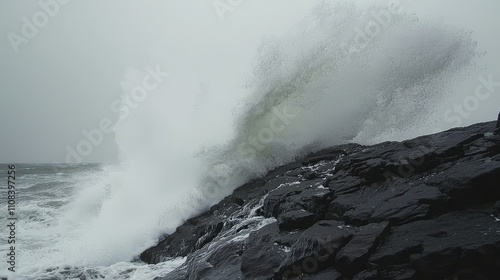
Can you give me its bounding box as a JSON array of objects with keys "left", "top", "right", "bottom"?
[{"left": 140, "top": 121, "right": 500, "bottom": 279}]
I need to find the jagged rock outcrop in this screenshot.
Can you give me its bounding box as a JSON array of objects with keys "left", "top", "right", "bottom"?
[
  {"left": 497, "top": 111, "right": 500, "bottom": 128},
  {"left": 140, "top": 120, "right": 500, "bottom": 279}
]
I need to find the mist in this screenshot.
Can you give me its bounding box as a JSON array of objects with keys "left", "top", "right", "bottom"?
[{"left": 0, "top": 0, "right": 499, "bottom": 163}]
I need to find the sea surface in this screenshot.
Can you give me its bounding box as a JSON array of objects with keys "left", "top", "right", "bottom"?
[{"left": 0, "top": 163, "right": 185, "bottom": 279}]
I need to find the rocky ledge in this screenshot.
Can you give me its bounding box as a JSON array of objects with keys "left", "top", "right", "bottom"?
[{"left": 141, "top": 119, "right": 500, "bottom": 280}]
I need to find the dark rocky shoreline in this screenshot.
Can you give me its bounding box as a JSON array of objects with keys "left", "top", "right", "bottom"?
[{"left": 141, "top": 120, "right": 500, "bottom": 279}]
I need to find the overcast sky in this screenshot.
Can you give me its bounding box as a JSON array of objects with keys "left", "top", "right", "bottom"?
[{"left": 1, "top": 0, "right": 499, "bottom": 163}]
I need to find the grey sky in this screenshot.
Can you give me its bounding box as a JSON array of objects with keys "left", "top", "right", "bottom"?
[{"left": 1, "top": 0, "right": 499, "bottom": 163}]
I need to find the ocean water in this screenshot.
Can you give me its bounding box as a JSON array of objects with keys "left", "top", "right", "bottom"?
[
  {"left": 0, "top": 163, "right": 186, "bottom": 279},
  {"left": 1, "top": 2, "right": 485, "bottom": 279}
]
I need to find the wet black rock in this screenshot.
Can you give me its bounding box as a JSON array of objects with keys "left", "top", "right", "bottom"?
[
  {"left": 141, "top": 121, "right": 500, "bottom": 279},
  {"left": 335, "top": 221, "right": 388, "bottom": 276},
  {"left": 277, "top": 210, "right": 316, "bottom": 231}
]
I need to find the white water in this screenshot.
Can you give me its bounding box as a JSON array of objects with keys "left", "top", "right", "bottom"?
[{"left": 3, "top": 2, "right": 490, "bottom": 279}]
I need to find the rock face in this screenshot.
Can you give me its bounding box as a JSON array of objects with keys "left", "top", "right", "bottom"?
[{"left": 140, "top": 121, "right": 500, "bottom": 279}]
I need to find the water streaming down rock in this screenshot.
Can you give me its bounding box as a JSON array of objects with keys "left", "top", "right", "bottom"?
[{"left": 141, "top": 189, "right": 280, "bottom": 277}]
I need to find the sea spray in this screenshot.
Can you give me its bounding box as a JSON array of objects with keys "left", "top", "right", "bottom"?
[{"left": 16, "top": 2, "right": 481, "bottom": 278}]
